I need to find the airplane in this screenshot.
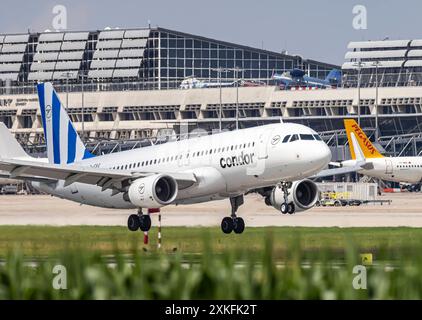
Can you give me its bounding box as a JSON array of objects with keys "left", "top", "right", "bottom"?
[
  {"left": 341, "top": 119, "right": 422, "bottom": 184},
  {"left": 179, "top": 77, "right": 236, "bottom": 89},
  {"left": 272, "top": 68, "right": 342, "bottom": 89},
  {"left": 0, "top": 83, "right": 335, "bottom": 235}
]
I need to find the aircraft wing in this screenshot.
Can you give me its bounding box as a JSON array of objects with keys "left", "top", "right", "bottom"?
[
  {"left": 310, "top": 160, "right": 367, "bottom": 178},
  {"left": 0, "top": 158, "right": 197, "bottom": 190}
]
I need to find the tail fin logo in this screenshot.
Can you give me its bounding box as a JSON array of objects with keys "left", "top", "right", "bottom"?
[
  {"left": 351, "top": 123, "right": 377, "bottom": 156},
  {"left": 344, "top": 119, "right": 383, "bottom": 159},
  {"left": 45, "top": 105, "right": 52, "bottom": 120}
]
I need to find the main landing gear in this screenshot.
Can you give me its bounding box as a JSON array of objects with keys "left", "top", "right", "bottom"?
[
  {"left": 221, "top": 195, "right": 245, "bottom": 234},
  {"left": 279, "top": 181, "right": 295, "bottom": 215},
  {"left": 127, "top": 208, "right": 151, "bottom": 232}
]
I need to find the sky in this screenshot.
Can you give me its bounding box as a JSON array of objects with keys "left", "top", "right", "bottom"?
[{"left": 1, "top": 0, "right": 421, "bottom": 65}]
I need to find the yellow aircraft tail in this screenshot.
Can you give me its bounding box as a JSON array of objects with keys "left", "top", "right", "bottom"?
[{"left": 344, "top": 119, "right": 384, "bottom": 159}]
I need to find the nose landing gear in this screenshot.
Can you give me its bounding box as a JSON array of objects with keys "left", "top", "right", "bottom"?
[
  {"left": 221, "top": 195, "right": 245, "bottom": 234},
  {"left": 279, "top": 181, "right": 295, "bottom": 215}
]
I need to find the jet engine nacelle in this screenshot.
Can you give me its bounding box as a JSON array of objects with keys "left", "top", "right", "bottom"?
[
  {"left": 127, "top": 174, "right": 178, "bottom": 208},
  {"left": 268, "top": 179, "right": 318, "bottom": 212}
]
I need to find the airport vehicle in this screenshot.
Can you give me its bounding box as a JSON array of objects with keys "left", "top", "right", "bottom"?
[
  {"left": 0, "top": 185, "right": 18, "bottom": 195},
  {"left": 342, "top": 119, "right": 422, "bottom": 184},
  {"left": 272, "top": 68, "right": 342, "bottom": 89},
  {"left": 0, "top": 83, "right": 334, "bottom": 234}
]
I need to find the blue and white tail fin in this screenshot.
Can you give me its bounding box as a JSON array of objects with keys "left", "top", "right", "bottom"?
[
  {"left": 36, "top": 82, "right": 95, "bottom": 165},
  {"left": 325, "top": 69, "right": 341, "bottom": 84}
]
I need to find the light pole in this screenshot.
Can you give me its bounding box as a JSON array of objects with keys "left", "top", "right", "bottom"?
[
  {"left": 80, "top": 71, "right": 85, "bottom": 143},
  {"left": 219, "top": 69, "right": 222, "bottom": 132},
  {"left": 61, "top": 71, "right": 73, "bottom": 112},
  {"left": 211, "top": 67, "right": 227, "bottom": 132},
  {"left": 353, "top": 61, "right": 365, "bottom": 126},
  {"left": 234, "top": 67, "right": 244, "bottom": 130},
  {"left": 372, "top": 61, "right": 381, "bottom": 141}
]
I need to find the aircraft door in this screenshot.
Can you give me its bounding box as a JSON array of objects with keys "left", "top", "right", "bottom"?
[
  {"left": 385, "top": 159, "right": 393, "bottom": 174},
  {"left": 257, "top": 129, "right": 272, "bottom": 160}
]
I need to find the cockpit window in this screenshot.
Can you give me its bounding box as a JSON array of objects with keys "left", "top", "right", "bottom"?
[
  {"left": 300, "top": 134, "right": 314, "bottom": 140},
  {"left": 282, "top": 135, "right": 290, "bottom": 143},
  {"left": 313, "top": 134, "right": 322, "bottom": 141},
  {"left": 289, "top": 134, "right": 299, "bottom": 142}
]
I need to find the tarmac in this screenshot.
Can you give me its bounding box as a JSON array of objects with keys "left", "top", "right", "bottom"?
[{"left": 0, "top": 193, "right": 422, "bottom": 228}]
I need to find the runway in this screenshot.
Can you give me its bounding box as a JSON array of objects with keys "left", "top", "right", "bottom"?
[{"left": 0, "top": 193, "right": 421, "bottom": 227}]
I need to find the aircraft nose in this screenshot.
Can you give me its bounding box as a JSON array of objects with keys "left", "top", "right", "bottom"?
[
  {"left": 320, "top": 143, "right": 332, "bottom": 166},
  {"left": 303, "top": 141, "right": 331, "bottom": 170}
]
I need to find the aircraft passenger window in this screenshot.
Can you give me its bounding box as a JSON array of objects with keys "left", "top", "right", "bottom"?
[
  {"left": 282, "top": 135, "right": 290, "bottom": 143},
  {"left": 231, "top": 146, "right": 234, "bottom": 150},
  {"left": 125, "top": 165, "right": 128, "bottom": 170},
  {"left": 300, "top": 134, "right": 314, "bottom": 140},
  {"left": 252, "top": 142, "right": 255, "bottom": 146},
  {"left": 209, "top": 149, "right": 212, "bottom": 154},
  {"left": 289, "top": 134, "right": 299, "bottom": 142}
]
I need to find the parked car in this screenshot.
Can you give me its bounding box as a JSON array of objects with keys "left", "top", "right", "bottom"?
[{"left": 1, "top": 185, "right": 18, "bottom": 195}]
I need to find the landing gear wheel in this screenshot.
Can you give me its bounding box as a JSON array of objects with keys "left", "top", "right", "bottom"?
[
  {"left": 280, "top": 203, "right": 288, "bottom": 214},
  {"left": 221, "top": 217, "right": 234, "bottom": 234},
  {"left": 127, "top": 214, "right": 140, "bottom": 231},
  {"left": 233, "top": 217, "right": 245, "bottom": 234},
  {"left": 287, "top": 203, "right": 295, "bottom": 214},
  {"left": 139, "top": 215, "right": 152, "bottom": 232}
]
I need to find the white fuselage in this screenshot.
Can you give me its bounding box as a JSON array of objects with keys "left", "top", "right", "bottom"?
[
  {"left": 33, "top": 123, "right": 331, "bottom": 209},
  {"left": 343, "top": 157, "right": 422, "bottom": 184}
]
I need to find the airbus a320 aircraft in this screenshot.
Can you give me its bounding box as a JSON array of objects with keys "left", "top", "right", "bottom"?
[
  {"left": 0, "top": 83, "right": 333, "bottom": 234},
  {"left": 342, "top": 119, "right": 422, "bottom": 184}
]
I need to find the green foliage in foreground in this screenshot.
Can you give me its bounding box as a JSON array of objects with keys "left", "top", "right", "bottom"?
[
  {"left": 1, "top": 233, "right": 422, "bottom": 299},
  {"left": 1, "top": 226, "right": 422, "bottom": 259}
]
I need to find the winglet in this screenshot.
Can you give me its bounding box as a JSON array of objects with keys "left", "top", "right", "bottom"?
[
  {"left": 36, "top": 82, "right": 95, "bottom": 165},
  {"left": 344, "top": 119, "right": 384, "bottom": 159},
  {"left": 0, "top": 123, "right": 29, "bottom": 159}
]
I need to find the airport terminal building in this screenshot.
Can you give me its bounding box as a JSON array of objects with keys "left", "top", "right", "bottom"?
[
  {"left": 0, "top": 27, "right": 335, "bottom": 91},
  {"left": 1, "top": 28, "right": 422, "bottom": 159}
]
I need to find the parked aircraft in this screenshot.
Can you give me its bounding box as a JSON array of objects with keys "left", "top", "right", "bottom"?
[
  {"left": 272, "top": 68, "right": 341, "bottom": 89},
  {"left": 342, "top": 119, "right": 422, "bottom": 184}
]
